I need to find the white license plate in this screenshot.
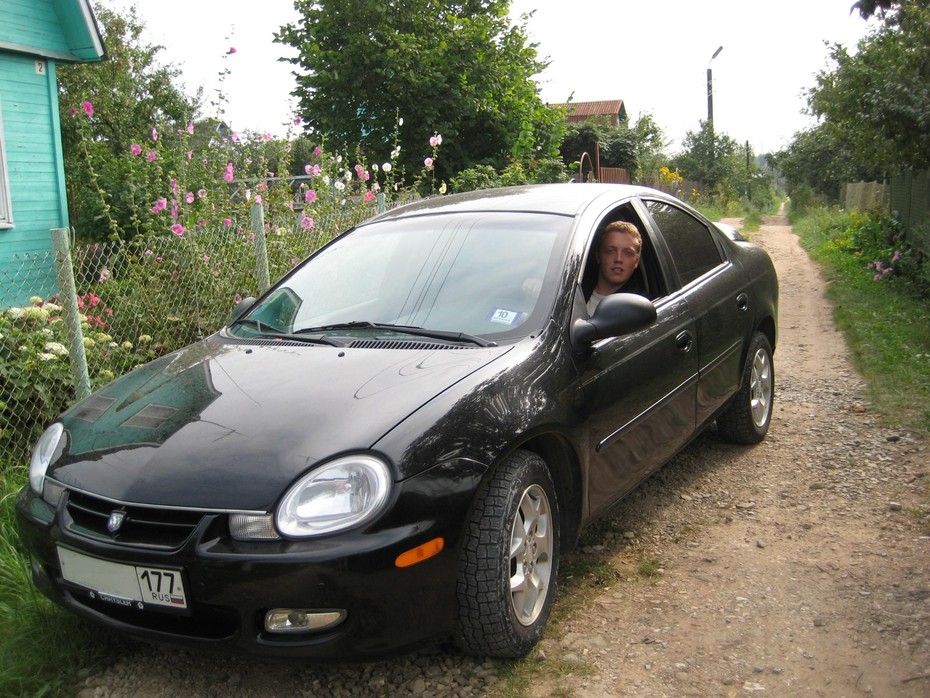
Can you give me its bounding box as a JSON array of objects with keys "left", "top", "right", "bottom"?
[{"left": 57, "top": 547, "right": 188, "bottom": 610}]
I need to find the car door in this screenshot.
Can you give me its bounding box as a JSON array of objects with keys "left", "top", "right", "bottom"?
[
  {"left": 575, "top": 208, "right": 699, "bottom": 518},
  {"left": 641, "top": 198, "right": 753, "bottom": 427}
]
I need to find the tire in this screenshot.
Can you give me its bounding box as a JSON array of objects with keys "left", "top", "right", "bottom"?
[
  {"left": 716, "top": 331, "right": 774, "bottom": 444},
  {"left": 454, "top": 450, "right": 559, "bottom": 658}
]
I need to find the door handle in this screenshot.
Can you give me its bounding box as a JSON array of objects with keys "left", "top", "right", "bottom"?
[
  {"left": 676, "top": 330, "right": 693, "bottom": 353},
  {"left": 736, "top": 293, "right": 749, "bottom": 311}
]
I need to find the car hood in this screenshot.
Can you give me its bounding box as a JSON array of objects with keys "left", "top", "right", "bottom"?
[{"left": 49, "top": 336, "right": 510, "bottom": 511}]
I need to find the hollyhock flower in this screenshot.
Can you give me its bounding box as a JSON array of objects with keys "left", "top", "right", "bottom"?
[
  {"left": 304, "top": 190, "right": 317, "bottom": 203},
  {"left": 313, "top": 146, "right": 322, "bottom": 157},
  {"left": 294, "top": 115, "right": 302, "bottom": 126},
  {"left": 197, "top": 189, "right": 207, "bottom": 199},
  {"left": 231, "top": 132, "right": 239, "bottom": 143},
  {"left": 171, "top": 179, "right": 179, "bottom": 196},
  {"left": 152, "top": 198, "right": 168, "bottom": 213},
  {"left": 304, "top": 164, "right": 313, "bottom": 175},
  {"left": 364, "top": 190, "right": 375, "bottom": 203},
  {"left": 151, "top": 128, "right": 158, "bottom": 141},
  {"left": 255, "top": 195, "right": 263, "bottom": 205},
  {"left": 187, "top": 150, "right": 193, "bottom": 160},
  {"left": 187, "top": 123, "right": 194, "bottom": 135},
  {"left": 223, "top": 163, "right": 234, "bottom": 182},
  {"left": 300, "top": 216, "right": 314, "bottom": 229},
  {"left": 130, "top": 144, "right": 142, "bottom": 156},
  {"left": 171, "top": 224, "right": 185, "bottom": 236},
  {"left": 424, "top": 157, "right": 434, "bottom": 170},
  {"left": 429, "top": 134, "right": 442, "bottom": 148},
  {"left": 70, "top": 107, "right": 78, "bottom": 116},
  {"left": 82, "top": 101, "right": 94, "bottom": 117},
  {"left": 382, "top": 163, "right": 392, "bottom": 173},
  {"left": 223, "top": 218, "right": 233, "bottom": 227},
  {"left": 146, "top": 151, "right": 157, "bottom": 162},
  {"left": 98, "top": 268, "right": 110, "bottom": 284},
  {"left": 185, "top": 192, "right": 195, "bottom": 204},
  {"left": 227, "top": 47, "right": 236, "bottom": 54}
]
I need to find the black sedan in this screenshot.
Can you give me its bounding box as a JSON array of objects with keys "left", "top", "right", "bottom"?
[{"left": 17, "top": 184, "right": 777, "bottom": 660}]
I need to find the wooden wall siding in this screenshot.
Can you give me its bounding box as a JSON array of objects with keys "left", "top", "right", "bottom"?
[{"left": 0, "top": 0, "right": 73, "bottom": 56}]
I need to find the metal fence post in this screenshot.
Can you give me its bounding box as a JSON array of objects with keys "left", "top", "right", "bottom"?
[
  {"left": 50, "top": 227, "right": 91, "bottom": 401},
  {"left": 251, "top": 204, "right": 270, "bottom": 294}
]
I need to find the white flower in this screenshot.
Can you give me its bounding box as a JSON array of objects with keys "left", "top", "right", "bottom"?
[
  {"left": 7, "top": 308, "right": 23, "bottom": 319},
  {"left": 43, "top": 303, "right": 60, "bottom": 313},
  {"left": 373, "top": 163, "right": 380, "bottom": 172},
  {"left": 29, "top": 296, "right": 43, "bottom": 304},
  {"left": 83, "top": 337, "right": 96, "bottom": 348},
  {"left": 138, "top": 334, "right": 152, "bottom": 343},
  {"left": 121, "top": 341, "right": 133, "bottom": 350},
  {"left": 38, "top": 353, "right": 57, "bottom": 362},
  {"left": 44, "top": 342, "right": 68, "bottom": 356},
  {"left": 382, "top": 163, "right": 392, "bottom": 173},
  {"left": 335, "top": 181, "right": 346, "bottom": 191}
]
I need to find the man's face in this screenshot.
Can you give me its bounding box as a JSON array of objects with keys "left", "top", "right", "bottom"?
[{"left": 597, "top": 231, "right": 641, "bottom": 290}]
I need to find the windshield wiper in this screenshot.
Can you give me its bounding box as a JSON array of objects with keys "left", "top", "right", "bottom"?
[
  {"left": 296, "top": 322, "right": 497, "bottom": 347},
  {"left": 231, "top": 318, "right": 345, "bottom": 347}
]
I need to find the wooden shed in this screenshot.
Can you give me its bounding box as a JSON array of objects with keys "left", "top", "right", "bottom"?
[
  {"left": 0, "top": 0, "right": 105, "bottom": 306},
  {"left": 551, "top": 100, "right": 627, "bottom": 127}
]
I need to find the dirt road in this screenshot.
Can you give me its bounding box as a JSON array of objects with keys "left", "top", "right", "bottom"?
[{"left": 79, "top": 213, "right": 929, "bottom": 697}]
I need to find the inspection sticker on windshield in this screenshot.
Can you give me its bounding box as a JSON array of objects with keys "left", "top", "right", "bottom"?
[
  {"left": 57, "top": 547, "right": 188, "bottom": 610},
  {"left": 488, "top": 308, "right": 522, "bottom": 326}
]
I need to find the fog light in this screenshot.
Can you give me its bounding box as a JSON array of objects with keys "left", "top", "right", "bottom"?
[{"left": 264, "top": 609, "right": 346, "bottom": 634}]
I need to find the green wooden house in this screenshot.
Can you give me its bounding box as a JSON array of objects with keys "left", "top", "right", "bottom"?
[{"left": 0, "top": 0, "right": 105, "bottom": 307}]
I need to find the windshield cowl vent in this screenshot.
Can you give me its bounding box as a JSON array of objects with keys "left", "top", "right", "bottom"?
[{"left": 348, "top": 340, "right": 470, "bottom": 350}]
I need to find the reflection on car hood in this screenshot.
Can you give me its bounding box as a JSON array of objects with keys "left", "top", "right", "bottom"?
[{"left": 49, "top": 337, "right": 509, "bottom": 511}]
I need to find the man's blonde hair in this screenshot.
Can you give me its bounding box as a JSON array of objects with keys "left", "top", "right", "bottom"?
[{"left": 602, "top": 221, "right": 642, "bottom": 254}]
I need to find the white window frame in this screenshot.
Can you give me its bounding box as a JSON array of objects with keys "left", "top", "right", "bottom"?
[{"left": 0, "top": 98, "right": 13, "bottom": 228}]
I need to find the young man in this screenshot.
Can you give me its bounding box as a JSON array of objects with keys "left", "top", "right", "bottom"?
[{"left": 586, "top": 221, "right": 643, "bottom": 315}]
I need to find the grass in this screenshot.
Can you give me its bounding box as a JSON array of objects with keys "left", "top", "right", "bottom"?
[
  {"left": 791, "top": 207, "right": 930, "bottom": 435},
  {"left": 0, "top": 467, "right": 119, "bottom": 697}
]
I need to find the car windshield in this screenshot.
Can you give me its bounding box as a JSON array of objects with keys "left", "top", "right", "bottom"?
[{"left": 230, "top": 211, "right": 572, "bottom": 343}]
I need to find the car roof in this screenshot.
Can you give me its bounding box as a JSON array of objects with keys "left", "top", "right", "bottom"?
[{"left": 362, "top": 183, "right": 671, "bottom": 224}]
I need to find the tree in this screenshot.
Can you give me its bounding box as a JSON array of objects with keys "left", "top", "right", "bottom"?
[
  {"left": 771, "top": 123, "right": 873, "bottom": 203},
  {"left": 58, "top": 5, "right": 199, "bottom": 240},
  {"left": 808, "top": 1, "right": 930, "bottom": 173},
  {"left": 276, "top": 0, "right": 563, "bottom": 183}
]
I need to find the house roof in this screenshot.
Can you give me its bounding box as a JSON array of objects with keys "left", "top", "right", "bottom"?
[
  {"left": 0, "top": 0, "right": 105, "bottom": 63},
  {"left": 551, "top": 100, "right": 627, "bottom": 123}
]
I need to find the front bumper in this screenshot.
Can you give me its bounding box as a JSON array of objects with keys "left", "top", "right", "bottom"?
[{"left": 15, "top": 460, "right": 486, "bottom": 659}]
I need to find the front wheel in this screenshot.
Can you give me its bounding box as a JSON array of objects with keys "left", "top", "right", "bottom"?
[
  {"left": 716, "top": 331, "right": 774, "bottom": 444},
  {"left": 454, "top": 450, "right": 559, "bottom": 658}
]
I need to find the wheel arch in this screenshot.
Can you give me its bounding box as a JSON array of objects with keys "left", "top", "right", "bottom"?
[{"left": 514, "top": 432, "right": 584, "bottom": 553}]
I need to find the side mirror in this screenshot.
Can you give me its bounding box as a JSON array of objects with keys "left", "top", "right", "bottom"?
[
  {"left": 571, "top": 293, "right": 657, "bottom": 350},
  {"left": 230, "top": 296, "right": 256, "bottom": 324}
]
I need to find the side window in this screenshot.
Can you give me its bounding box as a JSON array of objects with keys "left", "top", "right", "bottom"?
[
  {"left": 0, "top": 99, "right": 12, "bottom": 228},
  {"left": 645, "top": 200, "right": 723, "bottom": 286}
]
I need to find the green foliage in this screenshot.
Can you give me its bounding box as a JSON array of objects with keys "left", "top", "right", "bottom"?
[
  {"left": 673, "top": 121, "right": 774, "bottom": 206},
  {"left": 793, "top": 207, "right": 930, "bottom": 433},
  {"left": 771, "top": 123, "right": 875, "bottom": 203},
  {"left": 808, "top": 2, "right": 930, "bottom": 174},
  {"left": 277, "top": 0, "right": 564, "bottom": 183}
]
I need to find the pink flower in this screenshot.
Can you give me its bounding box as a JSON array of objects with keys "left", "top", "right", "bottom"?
[
  {"left": 227, "top": 47, "right": 237, "bottom": 54},
  {"left": 187, "top": 123, "right": 194, "bottom": 135},
  {"left": 171, "top": 224, "right": 185, "bottom": 236},
  {"left": 130, "top": 144, "right": 142, "bottom": 156},
  {"left": 146, "top": 151, "right": 157, "bottom": 162},
  {"left": 364, "top": 190, "right": 375, "bottom": 203},
  {"left": 151, "top": 128, "right": 158, "bottom": 141},
  {"left": 70, "top": 108, "right": 78, "bottom": 116},
  {"left": 185, "top": 192, "right": 195, "bottom": 204},
  {"left": 312, "top": 164, "right": 321, "bottom": 176},
  {"left": 170, "top": 179, "right": 179, "bottom": 196},
  {"left": 304, "top": 190, "right": 317, "bottom": 203},
  {"left": 152, "top": 198, "right": 167, "bottom": 213},
  {"left": 294, "top": 115, "right": 302, "bottom": 126},
  {"left": 429, "top": 134, "right": 443, "bottom": 148},
  {"left": 231, "top": 132, "right": 239, "bottom": 143},
  {"left": 187, "top": 150, "right": 193, "bottom": 160},
  {"left": 424, "top": 157, "right": 434, "bottom": 170},
  {"left": 97, "top": 268, "right": 110, "bottom": 283},
  {"left": 300, "top": 216, "right": 314, "bottom": 229},
  {"left": 223, "top": 163, "right": 234, "bottom": 182},
  {"left": 313, "top": 146, "right": 322, "bottom": 157},
  {"left": 203, "top": 255, "right": 210, "bottom": 263},
  {"left": 82, "top": 101, "right": 94, "bottom": 117},
  {"left": 254, "top": 195, "right": 263, "bottom": 205},
  {"left": 197, "top": 189, "right": 207, "bottom": 199},
  {"left": 304, "top": 164, "right": 313, "bottom": 175},
  {"left": 223, "top": 218, "right": 233, "bottom": 227}
]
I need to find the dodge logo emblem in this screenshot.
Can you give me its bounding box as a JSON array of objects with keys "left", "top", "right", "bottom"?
[{"left": 107, "top": 511, "right": 126, "bottom": 534}]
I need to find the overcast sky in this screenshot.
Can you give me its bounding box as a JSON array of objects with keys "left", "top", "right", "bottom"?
[{"left": 102, "top": 0, "right": 877, "bottom": 155}]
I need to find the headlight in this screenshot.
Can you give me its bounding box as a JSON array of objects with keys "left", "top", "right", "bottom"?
[
  {"left": 276, "top": 454, "right": 392, "bottom": 538},
  {"left": 29, "top": 423, "right": 65, "bottom": 496}
]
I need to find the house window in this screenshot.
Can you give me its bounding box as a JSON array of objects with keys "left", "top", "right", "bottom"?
[{"left": 0, "top": 99, "right": 12, "bottom": 228}]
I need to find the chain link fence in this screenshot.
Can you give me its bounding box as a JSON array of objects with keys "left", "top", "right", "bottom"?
[{"left": 1, "top": 200, "right": 396, "bottom": 466}]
